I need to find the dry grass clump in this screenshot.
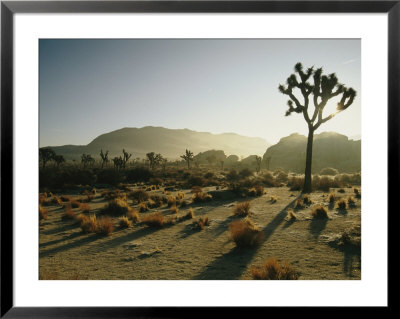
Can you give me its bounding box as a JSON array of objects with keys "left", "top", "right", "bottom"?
[
  {"left": 287, "top": 209, "right": 297, "bottom": 220},
  {"left": 95, "top": 216, "right": 114, "bottom": 235},
  {"left": 62, "top": 204, "right": 75, "bottom": 220},
  {"left": 127, "top": 209, "right": 140, "bottom": 223},
  {"left": 166, "top": 195, "right": 177, "bottom": 207},
  {"left": 75, "top": 213, "right": 86, "bottom": 224},
  {"left": 119, "top": 216, "right": 133, "bottom": 228},
  {"left": 228, "top": 218, "right": 264, "bottom": 247},
  {"left": 311, "top": 205, "right": 329, "bottom": 219},
  {"left": 294, "top": 199, "right": 303, "bottom": 209},
  {"left": 302, "top": 194, "right": 312, "bottom": 205},
  {"left": 170, "top": 205, "right": 179, "bottom": 214},
  {"left": 233, "top": 201, "right": 251, "bottom": 216},
  {"left": 129, "top": 189, "right": 150, "bottom": 203},
  {"left": 139, "top": 202, "right": 149, "bottom": 212},
  {"left": 39, "top": 206, "right": 48, "bottom": 220},
  {"left": 141, "top": 212, "right": 165, "bottom": 228},
  {"left": 270, "top": 195, "right": 278, "bottom": 203},
  {"left": 347, "top": 196, "right": 356, "bottom": 207},
  {"left": 248, "top": 185, "right": 264, "bottom": 197},
  {"left": 70, "top": 200, "right": 81, "bottom": 209},
  {"left": 191, "top": 191, "right": 213, "bottom": 203},
  {"left": 176, "top": 191, "right": 186, "bottom": 200},
  {"left": 179, "top": 208, "right": 194, "bottom": 221},
  {"left": 80, "top": 214, "right": 98, "bottom": 233},
  {"left": 328, "top": 192, "right": 336, "bottom": 203},
  {"left": 192, "top": 215, "right": 210, "bottom": 230},
  {"left": 102, "top": 198, "right": 132, "bottom": 216},
  {"left": 79, "top": 203, "right": 91, "bottom": 213},
  {"left": 337, "top": 199, "right": 348, "bottom": 210},
  {"left": 250, "top": 258, "right": 299, "bottom": 280}
]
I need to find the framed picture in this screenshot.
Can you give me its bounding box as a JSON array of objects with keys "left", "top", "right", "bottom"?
[{"left": 1, "top": 0, "right": 395, "bottom": 316}]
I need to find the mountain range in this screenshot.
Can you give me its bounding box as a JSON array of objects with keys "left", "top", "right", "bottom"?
[{"left": 46, "top": 126, "right": 271, "bottom": 160}]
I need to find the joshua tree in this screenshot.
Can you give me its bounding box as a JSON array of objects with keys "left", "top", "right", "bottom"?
[
  {"left": 180, "top": 149, "right": 194, "bottom": 169},
  {"left": 146, "top": 152, "right": 162, "bottom": 170},
  {"left": 39, "top": 148, "right": 56, "bottom": 169},
  {"left": 54, "top": 155, "right": 65, "bottom": 169},
  {"left": 100, "top": 149, "right": 109, "bottom": 169},
  {"left": 264, "top": 156, "right": 271, "bottom": 171},
  {"left": 255, "top": 156, "right": 262, "bottom": 173},
  {"left": 112, "top": 156, "right": 124, "bottom": 172},
  {"left": 279, "top": 62, "right": 356, "bottom": 192},
  {"left": 81, "top": 154, "right": 95, "bottom": 168},
  {"left": 122, "top": 149, "right": 132, "bottom": 169}
]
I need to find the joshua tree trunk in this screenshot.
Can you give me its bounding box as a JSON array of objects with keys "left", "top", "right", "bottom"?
[{"left": 303, "top": 127, "right": 314, "bottom": 193}]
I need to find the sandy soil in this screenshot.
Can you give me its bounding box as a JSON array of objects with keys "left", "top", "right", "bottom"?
[{"left": 39, "top": 186, "right": 361, "bottom": 280}]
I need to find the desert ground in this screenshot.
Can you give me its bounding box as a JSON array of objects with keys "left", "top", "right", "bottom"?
[{"left": 39, "top": 182, "right": 361, "bottom": 280}]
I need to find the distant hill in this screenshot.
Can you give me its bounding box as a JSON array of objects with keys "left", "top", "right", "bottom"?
[
  {"left": 262, "top": 132, "right": 361, "bottom": 173},
  {"left": 46, "top": 126, "right": 270, "bottom": 161}
]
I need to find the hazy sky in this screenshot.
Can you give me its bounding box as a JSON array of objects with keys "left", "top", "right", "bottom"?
[{"left": 39, "top": 39, "right": 361, "bottom": 147}]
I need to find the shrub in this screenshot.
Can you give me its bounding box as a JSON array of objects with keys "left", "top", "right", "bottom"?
[
  {"left": 141, "top": 212, "right": 165, "bottom": 228},
  {"left": 166, "top": 195, "right": 177, "bottom": 207},
  {"left": 96, "top": 216, "right": 114, "bottom": 235},
  {"left": 170, "top": 205, "right": 179, "bottom": 214},
  {"left": 129, "top": 189, "right": 150, "bottom": 203},
  {"left": 233, "top": 201, "right": 251, "bottom": 216},
  {"left": 302, "top": 195, "right": 312, "bottom": 205},
  {"left": 119, "top": 216, "right": 133, "bottom": 228},
  {"left": 270, "top": 196, "right": 278, "bottom": 203},
  {"left": 248, "top": 185, "right": 264, "bottom": 197},
  {"left": 228, "top": 218, "right": 264, "bottom": 247},
  {"left": 347, "top": 196, "right": 356, "bottom": 207},
  {"left": 127, "top": 209, "right": 140, "bottom": 223},
  {"left": 62, "top": 204, "right": 75, "bottom": 220},
  {"left": 294, "top": 199, "right": 303, "bottom": 209},
  {"left": 192, "top": 215, "right": 210, "bottom": 230},
  {"left": 125, "top": 167, "right": 153, "bottom": 182},
  {"left": 80, "top": 214, "right": 97, "bottom": 233},
  {"left": 191, "top": 191, "right": 212, "bottom": 203},
  {"left": 70, "top": 200, "right": 81, "bottom": 209},
  {"left": 328, "top": 192, "right": 336, "bottom": 203},
  {"left": 103, "top": 198, "right": 132, "bottom": 216},
  {"left": 287, "top": 209, "right": 296, "bottom": 220},
  {"left": 176, "top": 191, "right": 186, "bottom": 200},
  {"left": 250, "top": 258, "right": 299, "bottom": 280},
  {"left": 311, "top": 205, "right": 329, "bottom": 219},
  {"left": 337, "top": 199, "right": 348, "bottom": 210},
  {"left": 149, "top": 194, "right": 165, "bottom": 207},
  {"left": 39, "top": 206, "right": 48, "bottom": 220},
  {"left": 187, "top": 176, "right": 205, "bottom": 188},
  {"left": 239, "top": 168, "right": 253, "bottom": 179},
  {"left": 139, "top": 202, "right": 149, "bottom": 212},
  {"left": 320, "top": 167, "right": 339, "bottom": 176},
  {"left": 287, "top": 176, "right": 303, "bottom": 191}
]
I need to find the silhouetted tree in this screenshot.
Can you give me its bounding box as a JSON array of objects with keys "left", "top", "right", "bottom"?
[
  {"left": 100, "top": 149, "right": 109, "bottom": 169},
  {"left": 146, "top": 152, "right": 162, "bottom": 170},
  {"left": 81, "top": 154, "right": 95, "bottom": 168},
  {"left": 39, "top": 148, "right": 56, "bottom": 169},
  {"left": 180, "top": 149, "right": 194, "bottom": 169},
  {"left": 279, "top": 62, "right": 356, "bottom": 192},
  {"left": 122, "top": 149, "right": 132, "bottom": 169},
  {"left": 112, "top": 156, "right": 124, "bottom": 172},
  {"left": 54, "top": 155, "right": 65, "bottom": 169},
  {"left": 255, "top": 156, "right": 262, "bottom": 173}
]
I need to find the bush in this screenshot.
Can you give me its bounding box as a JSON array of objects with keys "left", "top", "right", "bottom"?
[
  {"left": 96, "top": 168, "right": 120, "bottom": 186},
  {"left": 129, "top": 189, "right": 149, "bottom": 203},
  {"left": 191, "top": 191, "right": 213, "bottom": 203},
  {"left": 125, "top": 167, "right": 153, "bottom": 182},
  {"left": 187, "top": 176, "right": 205, "bottom": 188},
  {"left": 233, "top": 201, "right": 251, "bottom": 216},
  {"left": 96, "top": 216, "right": 114, "bottom": 235},
  {"left": 119, "top": 216, "right": 132, "bottom": 228},
  {"left": 102, "top": 198, "right": 132, "bottom": 216},
  {"left": 62, "top": 204, "right": 75, "bottom": 220},
  {"left": 192, "top": 215, "right": 210, "bottom": 230},
  {"left": 248, "top": 185, "right": 264, "bottom": 197},
  {"left": 239, "top": 168, "right": 253, "bottom": 179},
  {"left": 311, "top": 205, "right": 329, "bottom": 219},
  {"left": 228, "top": 218, "right": 264, "bottom": 247},
  {"left": 250, "top": 258, "right": 299, "bottom": 280},
  {"left": 127, "top": 209, "right": 140, "bottom": 223},
  {"left": 320, "top": 167, "right": 339, "bottom": 176},
  {"left": 141, "top": 212, "right": 165, "bottom": 228},
  {"left": 80, "top": 214, "right": 97, "bottom": 233}
]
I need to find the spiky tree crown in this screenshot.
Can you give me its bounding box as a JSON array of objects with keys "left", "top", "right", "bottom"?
[{"left": 278, "top": 62, "right": 356, "bottom": 130}]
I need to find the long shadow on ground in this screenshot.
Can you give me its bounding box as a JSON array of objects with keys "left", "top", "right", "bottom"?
[
  {"left": 309, "top": 218, "right": 328, "bottom": 239},
  {"left": 192, "top": 198, "right": 298, "bottom": 280}
]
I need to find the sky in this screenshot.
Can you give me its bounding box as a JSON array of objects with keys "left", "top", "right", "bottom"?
[{"left": 39, "top": 39, "right": 361, "bottom": 147}]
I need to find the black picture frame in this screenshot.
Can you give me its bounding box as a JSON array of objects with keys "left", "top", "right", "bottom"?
[{"left": 1, "top": 1, "right": 396, "bottom": 317}]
